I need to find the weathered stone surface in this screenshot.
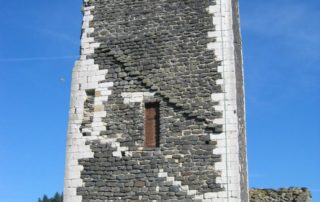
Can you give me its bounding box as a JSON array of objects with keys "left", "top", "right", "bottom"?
[
  {"left": 76, "top": 1, "right": 225, "bottom": 200},
  {"left": 250, "top": 188, "right": 312, "bottom": 202},
  {"left": 134, "top": 181, "right": 145, "bottom": 188}
]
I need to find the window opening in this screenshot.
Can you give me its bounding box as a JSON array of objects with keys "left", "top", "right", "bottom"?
[{"left": 144, "top": 102, "right": 160, "bottom": 147}]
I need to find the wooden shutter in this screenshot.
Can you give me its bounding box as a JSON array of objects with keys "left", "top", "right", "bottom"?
[{"left": 144, "top": 103, "right": 159, "bottom": 147}]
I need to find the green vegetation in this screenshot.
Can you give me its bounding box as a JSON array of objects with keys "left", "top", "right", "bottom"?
[{"left": 38, "top": 192, "right": 63, "bottom": 202}]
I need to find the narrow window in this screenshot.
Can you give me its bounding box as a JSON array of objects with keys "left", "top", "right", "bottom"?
[{"left": 144, "top": 102, "right": 160, "bottom": 147}]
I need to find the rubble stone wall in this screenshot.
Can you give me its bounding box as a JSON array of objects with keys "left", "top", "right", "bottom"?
[{"left": 250, "top": 188, "right": 312, "bottom": 202}]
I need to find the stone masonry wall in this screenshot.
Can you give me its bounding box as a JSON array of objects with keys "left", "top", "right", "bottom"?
[
  {"left": 64, "top": 0, "right": 248, "bottom": 201},
  {"left": 250, "top": 188, "right": 312, "bottom": 202}
]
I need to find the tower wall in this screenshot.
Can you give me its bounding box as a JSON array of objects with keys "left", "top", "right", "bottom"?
[{"left": 64, "top": 0, "right": 248, "bottom": 201}]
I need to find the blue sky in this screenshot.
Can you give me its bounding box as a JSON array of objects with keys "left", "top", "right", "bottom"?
[{"left": 0, "top": 0, "right": 319, "bottom": 201}]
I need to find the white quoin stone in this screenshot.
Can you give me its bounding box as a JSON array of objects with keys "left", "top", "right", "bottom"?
[
  {"left": 63, "top": 5, "right": 120, "bottom": 202},
  {"left": 121, "top": 92, "right": 155, "bottom": 104},
  {"left": 207, "top": 0, "right": 247, "bottom": 201}
]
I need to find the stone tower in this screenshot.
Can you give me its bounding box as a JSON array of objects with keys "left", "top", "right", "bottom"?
[{"left": 64, "top": 0, "right": 248, "bottom": 201}]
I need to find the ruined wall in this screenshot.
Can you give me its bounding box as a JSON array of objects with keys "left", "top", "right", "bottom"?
[
  {"left": 250, "top": 188, "right": 312, "bottom": 202},
  {"left": 64, "top": 0, "right": 248, "bottom": 201}
]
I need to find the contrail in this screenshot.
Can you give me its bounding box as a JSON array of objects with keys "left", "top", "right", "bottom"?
[{"left": 0, "top": 56, "right": 79, "bottom": 62}]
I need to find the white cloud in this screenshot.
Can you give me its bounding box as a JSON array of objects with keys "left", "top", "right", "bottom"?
[
  {"left": 0, "top": 56, "right": 78, "bottom": 62},
  {"left": 39, "top": 28, "right": 79, "bottom": 45},
  {"left": 241, "top": 2, "right": 320, "bottom": 58}
]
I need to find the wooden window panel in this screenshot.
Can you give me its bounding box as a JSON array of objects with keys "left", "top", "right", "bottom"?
[{"left": 144, "top": 103, "right": 159, "bottom": 147}]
